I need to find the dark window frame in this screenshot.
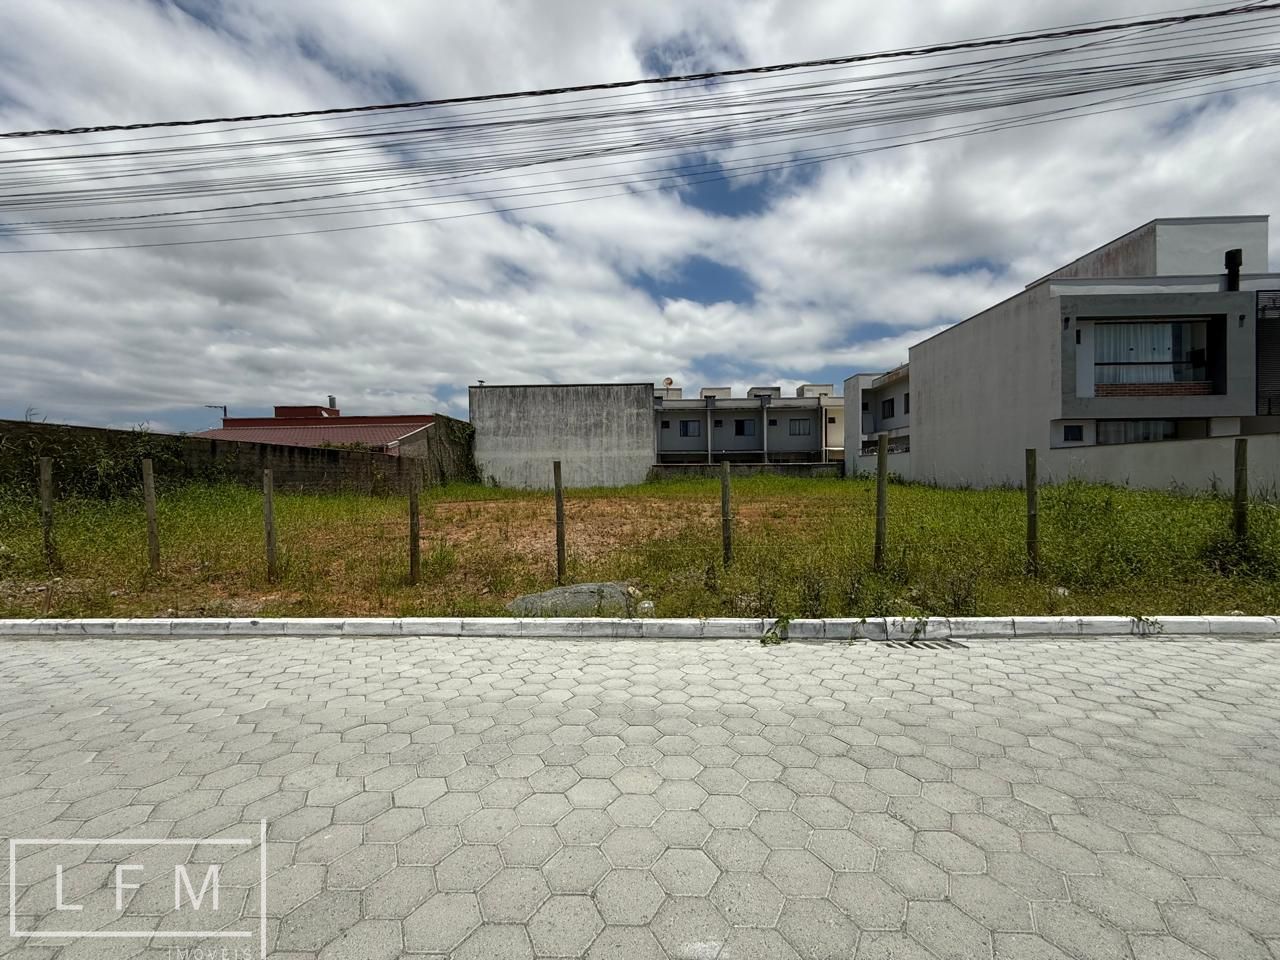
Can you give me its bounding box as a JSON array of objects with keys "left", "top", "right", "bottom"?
[
  {"left": 881, "top": 398, "right": 895, "bottom": 420},
  {"left": 789, "top": 418, "right": 812, "bottom": 436},
  {"left": 678, "top": 419, "right": 701, "bottom": 438},
  {"left": 1092, "top": 318, "right": 1211, "bottom": 384},
  {"left": 1063, "top": 424, "right": 1084, "bottom": 442},
  {"left": 734, "top": 419, "right": 756, "bottom": 437}
]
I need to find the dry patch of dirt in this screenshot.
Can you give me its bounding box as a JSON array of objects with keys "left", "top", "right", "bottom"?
[{"left": 428, "top": 497, "right": 720, "bottom": 563}]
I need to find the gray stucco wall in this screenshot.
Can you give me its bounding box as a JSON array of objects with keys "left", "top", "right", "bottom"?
[
  {"left": 863, "top": 380, "right": 910, "bottom": 435},
  {"left": 470, "top": 383, "right": 655, "bottom": 489},
  {"left": 714, "top": 410, "right": 766, "bottom": 453},
  {"left": 1043, "top": 434, "right": 1280, "bottom": 496},
  {"left": 910, "top": 283, "right": 1059, "bottom": 487},
  {"left": 822, "top": 404, "right": 844, "bottom": 452},
  {"left": 842, "top": 374, "right": 875, "bottom": 462},
  {"left": 1050, "top": 222, "right": 1156, "bottom": 280},
  {"left": 766, "top": 409, "right": 821, "bottom": 453},
  {"left": 1154, "top": 219, "right": 1269, "bottom": 275},
  {"left": 658, "top": 403, "right": 766, "bottom": 455},
  {"left": 852, "top": 450, "right": 911, "bottom": 480},
  {"left": 1044, "top": 218, "right": 1269, "bottom": 281},
  {"left": 658, "top": 408, "right": 710, "bottom": 454}
]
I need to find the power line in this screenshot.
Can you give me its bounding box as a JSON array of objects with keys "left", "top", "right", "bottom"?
[
  {"left": 2, "top": 1, "right": 1277, "bottom": 140},
  {"left": 5, "top": 70, "right": 1274, "bottom": 254},
  {"left": 2, "top": 23, "right": 1268, "bottom": 200},
  {"left": 1, "top": 1, "right": 1277, "bottom": 252}
]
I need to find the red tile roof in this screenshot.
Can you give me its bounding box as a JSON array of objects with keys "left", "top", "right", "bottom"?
[{"left": 195, "top": 416, "right": 434, "bottom": 452}]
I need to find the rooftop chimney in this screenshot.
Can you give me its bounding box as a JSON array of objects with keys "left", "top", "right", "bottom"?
[
  {"left": 1225, "top": 248, "right": 1242, "bottom": 291},
  {"left": 327, "top": 394, "right": 337, "bottom": 409}
]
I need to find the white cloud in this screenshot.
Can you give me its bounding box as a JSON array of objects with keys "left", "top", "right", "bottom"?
[{"left": 0, "top": 0, "right": 1277, "bottom": 429}]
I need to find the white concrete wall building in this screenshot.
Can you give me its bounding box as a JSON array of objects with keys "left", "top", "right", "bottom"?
[
  {"left": 848, "top": 215, "right": 1280, "bottom": 491},
  {"left": 469, "top": 383, "right": 656, "bottom": 489},
  {"left": 471, "top": 381, "right": 846, "bottom": 488}
]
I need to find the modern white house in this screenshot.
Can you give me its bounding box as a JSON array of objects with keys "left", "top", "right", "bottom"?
[{"left": 847, "top": 215, "right": 1280, "bottom": 491}]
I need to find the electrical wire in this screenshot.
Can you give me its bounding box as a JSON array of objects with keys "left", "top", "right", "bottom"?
[
  {"left": 0, "top": 1, "right": 1276, "bottom": 252},
  {"left": 2, "top": 0, "right": 1275, "bottom": 139}
]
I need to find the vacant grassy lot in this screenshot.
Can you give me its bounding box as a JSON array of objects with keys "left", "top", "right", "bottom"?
[{"left": 1, "top": 476, "right": 1278, "bottom": 618}]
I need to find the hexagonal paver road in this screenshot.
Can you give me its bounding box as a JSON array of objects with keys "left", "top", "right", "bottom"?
[{"left": 2, "top": 634, "right": 1279, "bottom": 959}]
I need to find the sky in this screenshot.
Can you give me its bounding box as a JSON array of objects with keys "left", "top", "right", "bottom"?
[{"left": 1, "top": 0, "right": 1279, "bottom": 433}]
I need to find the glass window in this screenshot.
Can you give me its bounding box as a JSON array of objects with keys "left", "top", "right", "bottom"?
[
  {"left": 661, "top": 420, "right": 670, "bottom": 429},
  {"left": 789, "top": 419, "right": 811, "bottom": 436},
  {"left": 881, "top": 398, "right": 895, "bottom": 420},
  {"left": 1094, "top": 319, "right": 1208, "bottom": 384},
  {"left": 1096, "top": 420, "right": 1176, "bottom": 444},
  {"left": 904, "top": 393, "right": 910, "bottom": 415},
  {"left": 679, "top": 420, "right": 700, "bottom": 437},
  {"left": 1063, "top": 424, "right": 1083, "bottom": 442},
  {"left": 735, "top": 419, "right": 755, "bottom": 437}
]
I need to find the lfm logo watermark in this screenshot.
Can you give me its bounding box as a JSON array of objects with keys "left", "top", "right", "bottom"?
[{"left": 8, "top": 820, "right": 267, "bottom": 959}]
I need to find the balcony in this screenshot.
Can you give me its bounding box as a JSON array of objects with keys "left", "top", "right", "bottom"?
[{"left": 871, "top": 363, "right": 909, "bottom": 389}]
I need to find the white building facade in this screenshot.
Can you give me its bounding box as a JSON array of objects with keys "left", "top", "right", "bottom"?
[{"left": 848, "top": 216, "right": 1280, "bottom": 491}]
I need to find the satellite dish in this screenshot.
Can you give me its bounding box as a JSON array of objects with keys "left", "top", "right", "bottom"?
[{"left": 663, "top": 377, "right": 674, "bottom": 387}]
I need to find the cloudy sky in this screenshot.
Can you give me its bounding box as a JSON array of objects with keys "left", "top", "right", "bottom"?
[{"left": 1, "top": 0, "right": 1278, "bottom": 433}]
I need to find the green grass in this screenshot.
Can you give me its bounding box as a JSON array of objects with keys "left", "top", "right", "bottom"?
[{"left": 1, "top": 476, "right": 1277, "bottom": 618}]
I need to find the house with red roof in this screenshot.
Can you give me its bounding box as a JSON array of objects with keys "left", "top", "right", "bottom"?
[{"left": 196, "top": 399, "right": 438, "bottom": 456}]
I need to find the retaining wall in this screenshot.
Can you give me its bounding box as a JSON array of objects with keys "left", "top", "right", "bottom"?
[
  {"left": 648, "top": 462, "right": 842, "bottom": 480},
  {"left": 1042, "top": 433, "right": 1280, "bottom": 497},
  {"left": 0, "top": 418, "right": 476, "bottom": 496}
]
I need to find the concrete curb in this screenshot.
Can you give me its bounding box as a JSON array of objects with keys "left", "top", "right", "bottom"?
[{"left": 0, "top": 616, "right": 1276, "bottom": 639}]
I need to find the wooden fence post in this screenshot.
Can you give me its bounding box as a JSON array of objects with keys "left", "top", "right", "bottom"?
[
  {"left": 1026, "top": 448, "right": 1039, "bottom": 576},
  {"left": 142, "top": 459, "right": 160, "bottom": 575},
  {"left": 39, "top": 457, "right": 59, "bottom": 572},
  {"left": 553, "top": 460, "right": 566, "bottom": 585},
  {"left": 263, "top": 468, "right": 279, "bottom": 583},
  {"left": 720, "top": 460, "right": 733, "bottom": 568},
  {"left": 1234, "top": 437, "right": 1249, "bottom": 542},
  {"left": 874, "top": 435, "right": 888, "bottom": 572},
  {"left": 408, "top": 471, "right": 421, "bottom": 585}
]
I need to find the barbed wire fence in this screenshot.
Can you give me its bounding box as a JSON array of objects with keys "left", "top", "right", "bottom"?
[{"left": 2, "top": 441, "right": 1274, "bottom": 619}]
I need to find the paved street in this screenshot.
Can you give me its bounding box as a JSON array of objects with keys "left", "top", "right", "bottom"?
[{"left": 2, "top": 635, "right": 1279, "bottom": 960}]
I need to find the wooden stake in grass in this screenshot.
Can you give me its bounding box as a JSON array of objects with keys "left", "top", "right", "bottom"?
[
  {"left": 720, "top": 460, "right": 733, "bottom": 568},
  {"left": 142, "top": 458, "right": 161, "bottom": 575},
  {"left": 1026, "top": 447, "right": 1039, "bottom": 577},
  {"left": 263, "top": 468, "right": 279, "bottom": 584},
  {"left": 874, "top": 435, "right": 888, "bottom": 572},
  {"left": 39, "top": 456, "right": 59, "bottom": 572},
  {"left": 408, "top": 470, "right": 421, "bottom": 586},
  {"left": 1234, "top": 437, "right": 1249, "bottom": 542},
  {"left": 553, "top": 460, "right": 566, "bottom": 585}
]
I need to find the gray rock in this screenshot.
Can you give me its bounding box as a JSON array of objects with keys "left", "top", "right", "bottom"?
[{"left": 507, "top": 582, "right": 636, "bottom": 617}]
